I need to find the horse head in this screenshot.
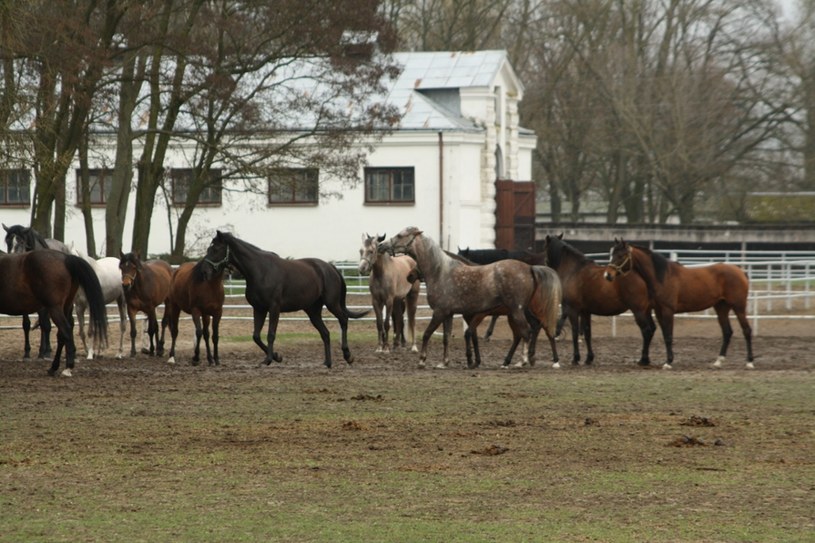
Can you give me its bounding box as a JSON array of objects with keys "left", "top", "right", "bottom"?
[
  {"left": 119, "top": 251, "right": 142, "bottom": 290},
  {"left": 604, "top": 238, "right": 632, "bottom": 282},
  {"left": 201, "top": 231, "right": 231, "bottom": 280},
  {"left": 358, "top": 233, "right": 388, "bottom": 276},
  {"left": 379, "top": 227, "right": 422, "bottom": 258}
]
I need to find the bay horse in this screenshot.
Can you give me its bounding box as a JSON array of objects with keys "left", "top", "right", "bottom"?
[
  {"left": 604, "top": 239, "right": 754, "bottom": 369},
  {"left": 200, "top": 231, "right": 367, "bottom": 368},
  {"left": 119, "top": 252, "right": 173, "bottom": 357},
  {"left": 542, "top": 234, "right": 657, "bottom": 366},
  {"left": 378, "top": 227, "right": 541, "bottom": 369},
  {"left": 0, "top": 250, "right": 108, "bottom": 376},
  {"left": 165, "top": 259, "right": 225, "bottom": 366},
  {"left": 358, "top": 233, "right": 420, "bottom": 353},
  {"left": 4, "top": 223, "right": 72, "bottom": 359},
  {"left": 72, "top": 250, "right": 127, "bottom": 360}
]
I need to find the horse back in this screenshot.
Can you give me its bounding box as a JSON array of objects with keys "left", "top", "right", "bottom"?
[
  {"left": 673, "top": 262, "right": 749, "bottom": 312},
  {"left": 0, "top": 251, "right": 73, "bottom": 314}
]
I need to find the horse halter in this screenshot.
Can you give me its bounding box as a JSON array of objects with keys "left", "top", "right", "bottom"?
[
  {"left": 607, "top": 246, "right": 633, "bottom": 276},
  {"left": 204, "top": 244, "right": 231, "bottom": 272}
]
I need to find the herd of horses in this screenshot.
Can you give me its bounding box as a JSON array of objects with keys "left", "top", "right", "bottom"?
[{"left": 0, "top": 223, "right": 755, "bottom": 377}]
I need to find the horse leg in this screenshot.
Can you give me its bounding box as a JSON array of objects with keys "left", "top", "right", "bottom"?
[
  {"left": 191, "top": 312, "right": 204, "bottom": 366},
  {"left": 305, "top": 304, "right": 334, "bottom": 368},
  {"left": 211, "top": 313, "right": 221, "bottom": 366},
  {"left": 502, "top": 318, "right": 521, "bottom": 368},
  {"left": 438, "top": 314, "right": 453, "bottom": 369},
  {"left": 127, "top": 308, "right": 139, "bottom": 357},
  {"left": 582, "top": 312, "right": 594, "bottom": 365},
  {"left": 373, "top": 297, "right": 386, "bottom": 353},
  {"left": 567, "top": 311, "right": 581, "bottom": 365},
  {"left": 251, "top": 307, "right": 270, "bottom": 355},
  {"left": 390, "top": 297, "right": 405, "bottom": 351},
  {"left": 264, "top": 307, "right": 284, "bottom": 365},
  {"left": 381, "top": 298, "right": 393, "bottom": 354},
  {"left": 76, "top": 304, "right": 90, "bottom": 360},
  {"left": 632, "top": 310, "right": 656, "bottom": 366},
  {"left": 464, "top": 314, "right": 485, "bottom": 369},
  {"left": 38, "top": 308, "right": 52, "bottom": 359},
  {"left": 200, "top": 314, "right": 213, "bottom": 366},
  {"left": 525, "top": 313, "right": 543, "bottom": 367},
  {"left": 712, "top": 303, "right": 734, "bottom": 369},
  {"left": 143, "top": 311, "right": 158, "bottom": 355},
  {"left": 116, "top": 296, "right": 127, "bottom": 359},
  {"left": 484, "top": 315, "right": 499, "bottom": 341},
  {"left": 156, "top": 308, "right": 167, "bottom": 357},
  {"left": 734, "top": 308, "right": 754, "bottom": 368},
  {"left": 22, "top": 315, "right": 32, "bottom": 359},
  {"left": 655, "top": 308, "right": 675, "bottom": 369},
  {"left": 418, "top": 312, "right": 446, "bottom": 368},
  {"left": 554, "top": 310, "right": 568, "bottom": 339},
  {"left": 406, "top": 287, "right": 419, "bottom": 352},
  {"left": 166, "top": 304, "right": 180, "bottom": 364}
]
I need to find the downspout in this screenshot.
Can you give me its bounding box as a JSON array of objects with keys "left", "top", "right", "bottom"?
[{"left": 438, "top": 131, "right": 444, "bottom": 248}]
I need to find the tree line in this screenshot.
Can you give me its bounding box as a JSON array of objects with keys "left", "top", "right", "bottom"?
[{"left": 1, "top": 0, "right": 812, "bottom": 258}]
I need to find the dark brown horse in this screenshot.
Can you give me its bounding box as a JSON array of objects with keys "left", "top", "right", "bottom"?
[
  {"left": 542, "top": 234, "right": 657, "bottom": 366},
  {"left": 119, "top": 252, "right": 173, "bottom": 357},
  {"left": 604, "top": 239, "right": 754, "bottom": 369},
  {"left": 0, "top": 250, "right": 108, "bottom": 376},
  {"left": 200, "top": 231, "right": 367, "bottom": 368},
  {"left": 379, "top": 227, "right": 542, "bottom": 369},
  {"left": 165, "top": 260, "right": 225, "bottom": 366}
]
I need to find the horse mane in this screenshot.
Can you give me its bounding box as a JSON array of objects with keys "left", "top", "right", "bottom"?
[
  {"left": 629, "top": 243, "right": 668, "bottom": 284},
  {"left": 445, "top": 250, "right": 476, "bottom": 265},
  {"left": 220, "top": 231, "right": 279, "bottom": 257},
  {"left": 192, "top": 258, "right": 214, "bottom": 281},
  {"left": 546, "top": 235, "right": 591, "bottom": 269}
]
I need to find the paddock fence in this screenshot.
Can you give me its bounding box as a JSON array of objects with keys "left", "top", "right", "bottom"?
[{"left": 1, "top": 249, "right": 813, "bottom": 337}]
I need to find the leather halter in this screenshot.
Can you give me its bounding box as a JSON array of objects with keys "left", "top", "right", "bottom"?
[
  {"left": 608, "top": 247, "right": 633, "bottom": 276},
  {"left": 204, "top": 244, "right": 231, "bottom": 272}
]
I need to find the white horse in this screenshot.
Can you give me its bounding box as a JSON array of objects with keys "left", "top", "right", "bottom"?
[{"left": 73, "top": 249, "right": 127, "bottom": 360}]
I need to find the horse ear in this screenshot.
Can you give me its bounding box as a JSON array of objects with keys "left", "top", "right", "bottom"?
[
  {"left": 557, "top": 232, "right": 563, "bottom": 239},
  {"left": 119, "top": 250, "right": 125, "bottom": 259},
  {"left": 377, "top": 233, "right": 386, "bottom": 243},
  {"left": 2, "top": 224, "right": 7, "bottom": 233}
]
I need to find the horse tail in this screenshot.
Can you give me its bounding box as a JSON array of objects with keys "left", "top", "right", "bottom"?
[
  {"left": 531, "top": 265, "right": 562, "bottom": 336},
  {"left": 332, "top": 264, "right": 369, "bottom": 319},
  {"left": 65, "top": 254, "right": 109, "bottom": 348}
]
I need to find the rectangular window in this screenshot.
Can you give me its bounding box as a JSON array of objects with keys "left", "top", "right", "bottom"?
[
  {"left": 171, "top": 168, "right": 222, "bottom": 206},
  {"left": 0, "top": 169, "right": 31, "bottom": 206},
  {"left": 76, "top": 168, "right": 113, "bottom": 206},
  {"left": 364, "top": 167, "right": 415, "bottom": 204},
  {"left": 268, "top": 168, "right": 319, "bottom": 205}
]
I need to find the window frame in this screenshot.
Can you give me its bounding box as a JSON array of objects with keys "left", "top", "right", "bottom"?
[
  {"left": 170, "top": 168, "right": 223, "bottom": 207},
  {"left": 0, "top": 168, "right": 31, "bottom": 207},
  {"left": 75, "top": 168, "right": 113, "bottom": 207},
  {"left": 267, "top": 167, "right": 319, "bottom": 206},
  {"left": 364, "top": 167, "right": 415, "bottom": 205}
]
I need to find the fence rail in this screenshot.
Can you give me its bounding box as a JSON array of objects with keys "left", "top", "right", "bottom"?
[{"left": 2, "top": 250, "right": 813, "bottom": 336}]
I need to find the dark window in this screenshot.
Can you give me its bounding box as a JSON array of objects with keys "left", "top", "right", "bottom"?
[
  {"left": 268, "top": 168, "right": 318, "bottom": 205},
  {"left": 0, "top": 169, "right": 31, "bottom": 206},
  {"left": 365, "top": 167, "right": 415, "bottom": 204},
  {"left": 171, "top": 168, "right": 222, "bottom": 206},
  {"left": 76, "top": 168, "right": 113, "bottom": 206}
]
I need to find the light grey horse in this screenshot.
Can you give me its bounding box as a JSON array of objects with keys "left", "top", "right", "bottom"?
[{"left": 72, "top": 249, "right": 127, "bottom": 359}]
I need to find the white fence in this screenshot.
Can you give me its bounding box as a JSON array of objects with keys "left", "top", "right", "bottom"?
[{"left": 2, "top": 249, "right": 813, "bottom": 336}]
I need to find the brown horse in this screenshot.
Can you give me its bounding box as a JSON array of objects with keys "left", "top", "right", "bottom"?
[
  {"left": 604, "top": 239, "right": 754, "bottom": 369},
  {"left": 358, "top": 233, "right": 420, "bottom": 353},
  {"left": 0, "top": 250, "right": 108, "bottom": 376},
  {"left": 379, "top": 227, "right": 541, "bottom": 369},
  {"left": 165, "top": 260, "right": 225, "bottom": 366},
  {"left": 119, "top": 252, "right": 173, "bottom": 357},
  {"left": 542, "top": 234, "right": 657, "bottom": 366}
]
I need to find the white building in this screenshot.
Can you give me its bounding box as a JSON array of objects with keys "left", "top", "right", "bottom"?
[{"left": 1, "top": 50, "right": 536, "bottom": 261}]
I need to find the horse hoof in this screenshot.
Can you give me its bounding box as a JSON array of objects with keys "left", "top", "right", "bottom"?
[
  {"left": 61, "top": 369, "right": 73, "bottom": 377},
  {"left": 433, "top": 363, "right": 447, "bottom": 369},
  {"left": 500, "top": 364, "right": 509, "bottom": 370},
  {"left": 116, "top": 353, "right": 124, "bottom": 360},
  {"left": 552, "top": 362, "right": 561, "bottom": 369},
  {"left": 272, "top": 352, "right": 283, "bottom": 363},
  {"left": 662, "top": 363, "right": 673, "bottom": 370},
  {"left": 167, "top": 357, "right": 176, "bottom": 365},
  {"left": 410, "top": 346, "right": 418, "bottom": 353},
  {"left": 324, "top": 361, "right": 332, "bottom": 369},
  {"left": 712, "top": 355, "right": 725, "bottom": 368},
  {"left": 745, "top": 362, "right": 755, "bottom": 370},
  {"left": 638, "top": 360, "right": 651, "bottom": 367}
]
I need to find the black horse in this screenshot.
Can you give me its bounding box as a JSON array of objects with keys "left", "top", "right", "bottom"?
[
  {"left": 3, "top": 224, "right": 72, "bottom": 359},
  {"left": 200, "top": 231, "right": 367, "bottom": 368}
]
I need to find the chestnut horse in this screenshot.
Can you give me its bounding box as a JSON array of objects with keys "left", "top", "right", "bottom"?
[
  {"left": 119, "top": 252, "right": 173, "bottom": 357},
  {"left": 542, "top": 234, "right": 657, "bottom": 366},
  {"left": 358, "top": 233, "right": 420, "bottom": 353},
  {"left": 604, "top": 239, "right": 754, "bottom": 369},
  {"left": 165, "top": 260, "right": 225, "bottom": 366},
  {"left": 200, "top": 231, "right": 367, "bottom": 368},
  {"left": 379, "top": 227, "right": 542, "bottom": 369},
  {"left": 0, "top": 250, "right": 108, "bottom": 376}
]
